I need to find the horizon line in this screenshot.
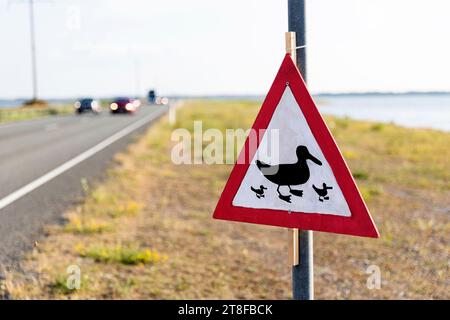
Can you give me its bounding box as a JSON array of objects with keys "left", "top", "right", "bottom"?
[{"left": 1, "top": 90, "right": 450, "bottom": 102}]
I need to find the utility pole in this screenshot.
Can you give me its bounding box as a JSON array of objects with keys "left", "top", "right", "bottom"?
[
  {"left": 134, "top": 59, "right": 141, "bottom": 98},
  {"left": 29, "top": 0, "right": 38, "bottom": 101},
  {"left": 287, "top": 0, "right": 314, "bottom": 300}
]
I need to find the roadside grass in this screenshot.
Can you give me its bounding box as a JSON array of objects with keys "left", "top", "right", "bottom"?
[
  {"left": 3, "top": 100, "right": 449, "bottom": 299},
  {"left": 64, "top": 214, "right": 112, "bottom": 235},
  {"left": 50, "top": 273, "right": 90, "bottom": 295},
  {"left": 0, "top": 104, "right": 73, "bottom": 124},
  {"left": 75, "top": 244, "right": 168, "bottom": 265}
]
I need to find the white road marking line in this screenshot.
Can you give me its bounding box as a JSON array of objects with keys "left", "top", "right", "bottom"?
[{"left": 0, "top": 109, "right": 163, "bottom": 211}]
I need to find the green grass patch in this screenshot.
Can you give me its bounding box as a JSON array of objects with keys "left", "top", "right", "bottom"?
[
  {"left": 107, "top": 201, "right": 142, "bottom": 218},
  {"left": 76, "top": 244, "right": 168, "bottom": 265},
  {"left": 370, "top": 123, "right": 385, "bottom": 131},
  {"left": 64, "top": 215, "right": 111, "bottom": 234},
  {"left": 50, "top": 273, "right": 88, "bottom": 295},
  {"left": 359, "top": 184, "right": 383, "bottom": 202},
  {"left": 352, "top": 170, "right": 369, "bottom": 180}
]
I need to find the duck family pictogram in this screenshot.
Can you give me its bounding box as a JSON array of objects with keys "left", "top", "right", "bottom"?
[
  {"left": 250, "top": 185, "right": 267, "bottom": 199},
  {"left": 256, "top": 145, "right": 322, "bottom": 203},
  {"left": 312, "top": 183, "right": 333, "bottom": 201}
]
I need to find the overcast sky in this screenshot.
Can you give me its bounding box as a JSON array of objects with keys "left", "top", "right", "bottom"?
[{"left": 1, "top": 0, "right": 449, "bottom": 98}]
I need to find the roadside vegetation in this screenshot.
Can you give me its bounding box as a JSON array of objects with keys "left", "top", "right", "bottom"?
[
  {"left": 2, "top": 100, "right": 449, "bottom": 299},
  {"left": 0, "top": 104, "right": 73, "bottom": 124}
]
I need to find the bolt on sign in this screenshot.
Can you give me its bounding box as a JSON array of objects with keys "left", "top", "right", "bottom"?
[{"left": 213, "top": 54, "right": 379, "bottom": 238}]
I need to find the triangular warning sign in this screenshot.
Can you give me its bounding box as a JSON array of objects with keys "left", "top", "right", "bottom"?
[{"left": 213, "top": 54, "right": 379, "bottom": 238}]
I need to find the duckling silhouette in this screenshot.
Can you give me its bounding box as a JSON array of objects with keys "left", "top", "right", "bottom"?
[
  {"left": 312, "top": 183, "right": 333, "bottom": 202},
  {"left": 256, "top": 145, "right": 322, "bottom": 203},
  {"left": 250, "top": 185, "right": 267, "bottom": 199}
]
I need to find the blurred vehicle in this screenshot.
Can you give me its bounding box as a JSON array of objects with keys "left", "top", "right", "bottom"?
[
  {"left": 160, "top": 97, "right": 169, "bottom": 105},
  {"left": 132, "top": 98, "right": 142, "bottom": 108},
  {"left": 74, "top": 98, "right": 101, "bottom": 114},
  {"left": 148, "top": 90, "right": 156, "bottom": 104},
  {"left": 155, "top": 96, "right": 169, "bottom": 105},
  {"left": 109, "top": 97, "right": 138, "bottom": 114}
]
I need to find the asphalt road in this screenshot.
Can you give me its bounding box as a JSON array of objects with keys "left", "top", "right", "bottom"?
[{"left": 0, "top": 105, "right": 167, "bottom": 269}]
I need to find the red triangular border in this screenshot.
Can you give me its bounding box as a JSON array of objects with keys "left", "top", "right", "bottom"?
[{"left": 213, "top": 54, "right": 379, "bottom": 238}]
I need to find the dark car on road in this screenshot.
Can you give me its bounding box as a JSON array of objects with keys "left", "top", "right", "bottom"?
[
  {"left": 148, "top": 90, "right": 156, "bottom": 104},
  {"left": 109, "top": 97, "right": 139, "bottom": 114},
  {"left": 74, "top": 98, "right": 101, "bottom": 114}
]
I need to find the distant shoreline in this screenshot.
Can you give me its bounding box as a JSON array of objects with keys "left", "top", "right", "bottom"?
[
  {"left": 1, "top": 91, "right": 450, "bottom": 107},
  {"left": 314, "top": 91, "right": 450, "bottom": 97},
  {"left": 162, "top": 91, "right": 450, "bottom": 101}
]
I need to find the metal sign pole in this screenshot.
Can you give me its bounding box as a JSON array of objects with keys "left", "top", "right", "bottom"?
[
  {"left": 288, "top": 0, "right": 307, "bottom": 79},
  {"left": 287, "top": 0, "right": 314, "bottom": 300}
]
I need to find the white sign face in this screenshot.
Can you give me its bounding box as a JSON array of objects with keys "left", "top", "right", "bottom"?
[{"left": 232, "top": 86, "right": 351, "bottom": 217}]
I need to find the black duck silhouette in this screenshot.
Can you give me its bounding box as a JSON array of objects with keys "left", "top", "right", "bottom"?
[
  {"left": 250, "top": 185, "right": 267, "bottom": 199},
  {"left": 256, "top": 145, "right": 322, "bottom": 203},
  {"left": 312, "top": 183, "right": 333, "bottom": 202}
]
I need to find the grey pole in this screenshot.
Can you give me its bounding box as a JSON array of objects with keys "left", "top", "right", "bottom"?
[
  {"left": 288, "top": 0, "right": 314, "bottom": 300},
  {"left": 29, "top": 0, "right": 38, "bottom": 101},
  {"left": 288, "top": 0, "right": 307, "bottom": 80}
]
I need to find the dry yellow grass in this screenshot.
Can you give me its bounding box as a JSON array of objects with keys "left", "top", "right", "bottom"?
[
  {"left": 0, "top": 105, "right": 73, "bottom": 124},
  {"left": 2, "top": 100, "right": 449, "bottom": 299}
]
